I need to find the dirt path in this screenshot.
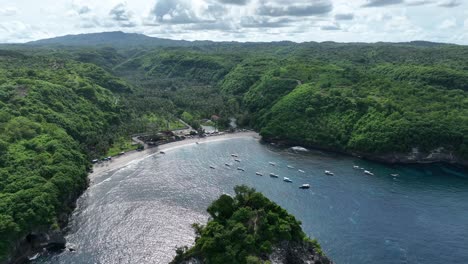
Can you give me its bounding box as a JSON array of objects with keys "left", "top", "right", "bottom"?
[{"left": 90, "top": 131, "right": 260, "bottom": 179}]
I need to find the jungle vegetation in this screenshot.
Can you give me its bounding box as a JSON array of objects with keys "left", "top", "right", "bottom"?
[{"left": 0, "top": 32, "right": 467, "bottom": 260}]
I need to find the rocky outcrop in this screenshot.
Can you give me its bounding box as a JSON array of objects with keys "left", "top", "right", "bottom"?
[
  {"left": 355, "top": 147, "right": 468, "bottom": 167},
  {"left": 265, "top": 138, "right": 467, "bottom": 168},
  {"left": 176, "top": 241, "right": 333, "bottom": 264},
  {"left": 6, "top": 230, "right": 66, "bottom": 264},
  {"left": 268, "top": 241, "right": 333, "bottom": 264}
]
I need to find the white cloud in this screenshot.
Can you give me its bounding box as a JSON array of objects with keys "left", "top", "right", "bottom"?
[
  {"left": 0, "top": 7, "right": 18, "bottom": 16},
  {"left": 439, "top": 18, "right": 457, "bottom": 29},
  {"left": 0, "top": 0, "right": 466, "bottom": 44}
]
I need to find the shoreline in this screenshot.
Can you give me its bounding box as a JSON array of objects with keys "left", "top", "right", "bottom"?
[{"left": 90, "top": 131, "right": 261, "bottom": 178}]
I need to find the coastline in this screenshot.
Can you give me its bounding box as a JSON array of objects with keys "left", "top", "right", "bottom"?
[{"left": 90, "top": 131, "right": 261, "bottom": 178}]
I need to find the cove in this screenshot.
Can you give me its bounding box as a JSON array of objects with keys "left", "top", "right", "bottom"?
[{"left": 34, "top": 136, "right": 468, "bottom": 264}]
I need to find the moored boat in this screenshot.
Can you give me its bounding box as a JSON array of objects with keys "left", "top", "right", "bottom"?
[
  {"left": 299, "top": 184, "right": 310, "bottom": 189},
  {"left": 325, "top": 170, "right": 334, "bottom": 176},
  {"left": 269, "top": 173, "right": 279, "bottom": 178},
  {"left": 283, "top": 177, "right": 292, "bottom": 183}
]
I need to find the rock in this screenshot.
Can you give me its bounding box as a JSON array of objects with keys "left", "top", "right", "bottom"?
[
  {"left": 45, "top": 231, "right": 66, "bottom": 251},
  {"left": 269, "top": 241, "right": 333, "bottom": 264}
]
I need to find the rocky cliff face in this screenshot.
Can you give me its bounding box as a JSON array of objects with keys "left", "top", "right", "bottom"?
[
  {"left": 357, "top": 147, "right": 468, "bottom": 167},
  {"left": 177, "top": 241, "right": 333, "bottom": 264},
  {"left": 268, "top": 241, "right": 333, "bottom": 264},
  {"left": 5, "top": 230, "right": 66, "bottom": 264}
]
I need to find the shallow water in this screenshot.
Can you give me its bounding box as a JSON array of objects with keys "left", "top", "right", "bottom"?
[{"left": 35, "top": 137, "right": 468, "bottom": 264}]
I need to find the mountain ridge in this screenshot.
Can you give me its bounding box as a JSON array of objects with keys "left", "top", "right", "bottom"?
[{"left": 24, "top": 31, "right": 456, "bottom": 48}]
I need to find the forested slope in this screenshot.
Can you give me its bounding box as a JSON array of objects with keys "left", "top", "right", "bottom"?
[
  {"left": 1, "top": 35, "right": 467, "bottom": 261},
  {"left": 0, "top": 50, "right": 131, "bottom": 261},
  {"left": 94, "top": 41, "right": 468, "bottom": 164}
]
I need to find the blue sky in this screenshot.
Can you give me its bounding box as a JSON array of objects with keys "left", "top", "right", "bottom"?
[{"left": 0, "top": 0, "right": 467, "bottom": 44}]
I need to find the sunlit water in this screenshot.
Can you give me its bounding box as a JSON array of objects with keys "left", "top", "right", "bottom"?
[{"left": 35, "top": 137, "right": 468, "bottom": 264}]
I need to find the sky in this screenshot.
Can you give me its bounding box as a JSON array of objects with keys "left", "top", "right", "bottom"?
[{"left": 0, "top": 0, "right": 467, "bottom": 44}]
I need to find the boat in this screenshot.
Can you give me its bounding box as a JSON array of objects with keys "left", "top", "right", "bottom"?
[
  {"left": 269, "top": 173, "right": 279, "bottom": 178},
  {"left": 353, "top": 165, "right": 360, "bottom": 169},
  {"left": 324, "top": 170, "right": 334, "bottom": 176},
  {"left": 269, "top": 162, "right": 276, "bottom": 166},
  {"left": 256, "top": 172, "right": 263, "bottom": 176},
  {"left": 298, "top": 169, "right": 305, "bottom": 173},
  {"left": 231, "top": 154, "right": 238, "bottom": 157},
  {"left": 364, "top": 170, "right": 374, "bottom": 176},
  {"left": 28, "top": 253, "right": 40, "bottom": 261},
  {"left": 196, "top": 142, "right": 199, "bottom": 145},
  {"left": 291, "top": 146, "right": 309, "bottom": 152},
  {"left": 237, "top": 167, "right": 245, "bottom": 171},
  {"left": 225, "top": 163, "right": 231, "bottom": 167},
  {"left": 234, "top": 159, "right": 241, "bottom": 162},
  {"left": 209, "top": 166, "right": 215, "bottom": 169},
  {"left": 160, "top": 151, "right": 165, "bottom": 154},
  {"left": 299, "top": 184, "right": 310, "bottom": 189},
  {"left": 390, "top": 173, "right": 399, "bottom": 177},
  {"left": 287, "top": 165, "right": 294, "bottom": 169},
  {"left": 283, "top": 177, "right": 292, "bottom": 183}
]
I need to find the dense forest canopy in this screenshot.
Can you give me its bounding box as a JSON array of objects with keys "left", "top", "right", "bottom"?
[
  {"left": 0, "top": 49, "right": 131, "bottom": 260},
  {"left": 0, "top": 33, "right": 467, "bottom": 261}
]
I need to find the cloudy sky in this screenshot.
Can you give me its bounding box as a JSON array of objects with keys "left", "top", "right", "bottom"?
[{"left": 0, "top": 0, "right": 467, "bottom": 44}]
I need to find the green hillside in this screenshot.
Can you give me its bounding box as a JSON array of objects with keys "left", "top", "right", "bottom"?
[
  {"left": 0, "top": 50, "right": 131, "bottom": 260},
  {"left": 0, "top": 33, "right": 467, "bottom": 261}
]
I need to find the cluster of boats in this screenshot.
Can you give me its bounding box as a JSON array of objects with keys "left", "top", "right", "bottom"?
[
  {"left": 210, "top": 154, "right": 323, "bottom": 189},
  {"left": 206, "top": 153, "right": 403, "bottom": 190}
]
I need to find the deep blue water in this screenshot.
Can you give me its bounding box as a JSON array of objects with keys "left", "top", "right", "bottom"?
[{"left": 35, "top": 137, "right": 468, "bottom": 263}]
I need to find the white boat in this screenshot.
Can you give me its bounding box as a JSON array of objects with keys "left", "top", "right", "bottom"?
[
  {"left": 283, "top": 177, "right": 292, "bottom": 183},
  {"left": 325, "top": 170, "right": 334, "bottom": 176},
  {"left": 291, "top": 146, "right": 309, "bottom": 152},
  {"left": 390, "top": 173, "right": 399, "bottom": 177},
  {"left": 269, "top": 173, "right": 279, "bottom": 178},
  {"left": 28, "top": 253, "right": 40, "bottom": 261},
  {"left": 269, "top": 162, "right": 276, "bottom": 166},
  {"left": 237, "top": 167, "right": 245, "bottom": 171},
  {"left": 299, "top": 184, "right": 310, "bottom": 189},
  {"left": 364, "top": 170, "right": 374, "bottom": 176},
  {"left": 353, "top": 165, "right": 360, "bottom": 169},
  {"left": 298, "top": 169, "right": 305, "bottom": 173},
  {"left": 209, "top": 166, "right": 215, "bottom": 169},
  {"left": 256, "top": 172, "right": 263, "bottom": 176},
  {"left": 225, "top": 163, "right": 231, "bottom": 167},
  {"left": 234, "top": 159, "right": 241, "bottom": 162},
  {"left": 287, "top": 165, "right": 294, "bottom": 169}
]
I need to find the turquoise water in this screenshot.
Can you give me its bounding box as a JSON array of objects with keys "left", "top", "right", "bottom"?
[{"left": 35, "top": 137, "right": 468, "bottom": 263}]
